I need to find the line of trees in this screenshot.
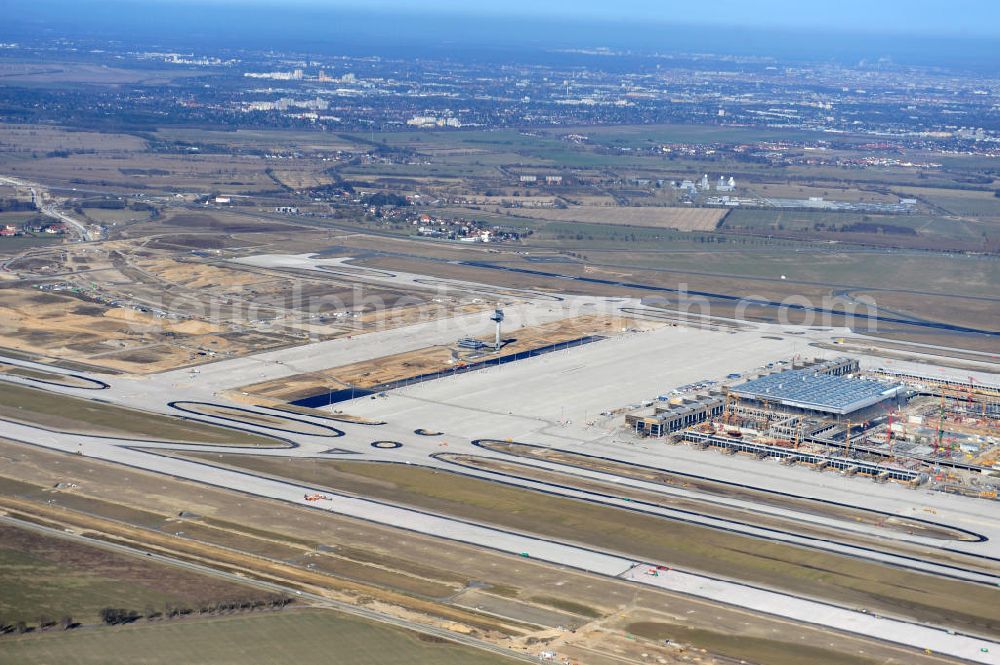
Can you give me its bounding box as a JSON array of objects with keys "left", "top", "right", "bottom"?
[
  {"left": 102, "top": 597, "right": 294, "bottom": 625},
  {"left": 0, "top": 199, "right": 35, "bottom": 213},
  {"left": 0, "top": 597, "right": 293, "bottom": 636},
  {"left": 0, "top": 616, "right": 78, "bottom": 635}
]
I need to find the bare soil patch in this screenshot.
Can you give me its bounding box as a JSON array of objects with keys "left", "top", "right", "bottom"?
[{"left": 509, "top": 206, "right": 726, "bottom": 231}]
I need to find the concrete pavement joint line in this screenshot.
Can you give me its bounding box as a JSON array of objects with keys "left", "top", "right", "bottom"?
[
  {"left": 0, "top": 516, "right": 539, "bottom": 664},
  {"left": 430, "top": 454, "right": 1000, "bottom": 586},
  {"left": 470, "top": 440, "right": 990, "bottom": 544}
]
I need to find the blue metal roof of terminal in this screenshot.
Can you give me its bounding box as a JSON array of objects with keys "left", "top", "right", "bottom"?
[{"left": 731, "top": 369, "right": 904, "bottom": 415}]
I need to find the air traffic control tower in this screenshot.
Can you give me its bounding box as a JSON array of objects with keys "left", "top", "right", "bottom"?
[{"left": 490, "top": 307, "right": 504, "bottom": 351}]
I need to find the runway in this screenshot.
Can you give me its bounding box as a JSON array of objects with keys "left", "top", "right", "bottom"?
[
  {"left": 1, "top": 256, "right": 999, "bottom": 662},
  {"left": 2, "top": 416, "right": 998, "bottom": 663}
]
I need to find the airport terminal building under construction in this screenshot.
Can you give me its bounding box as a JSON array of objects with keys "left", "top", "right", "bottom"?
[{"left": 627, "top": 358, "right": 905, "bottom": 438}]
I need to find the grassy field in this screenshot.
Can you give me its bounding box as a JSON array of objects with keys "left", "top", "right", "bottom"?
[
  {"left": 575, "top": 123, "right": 833, "bottom": 146},
  {"left": 80, "top": 208, "right": 152, "bottom": 225},
  {"left": 0, "top": 610, "right": 516, "bottom": 665},
  {"left": 721, "top": 208, "right": 1000, "bottom": 247},
  {"left": 896, "top": 186, "right": 1000, "bottom": 217},
  {"left": 0, "top": 523, "right": 270, "bottom": 624},
  {"left": 725, "top": 208, "right": 929, "bottom": 232},
  {"left": 582, "top": 246, "right": 1000, "bottom": 300},
  {"left": 195, "top": 457, "right": 1000, "bottom": 637},
  {"left": 0, "top": 440, "right": 961, "bottom": 665},
  {"left": 0, "top": 364, "right": 99, "bottom": 388},
  {"left": 0, "top": 235, "right": 62, "bottom": 255},
  {"left": 0, "top": 383, "right": 282, "bottom": 446},
  {"left": 502, "top": 205, "right": 725, "bottom": 231},
  {"left": 625, "top": 621, "right": 881, "bottom": 665}
]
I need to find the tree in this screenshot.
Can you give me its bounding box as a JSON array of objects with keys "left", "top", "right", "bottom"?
[
  {"left": 99, "top": 608, "right": 140, "bottom": 625},
  {"left": 100, "top": 608, "right": 121, "bottom": 625}
]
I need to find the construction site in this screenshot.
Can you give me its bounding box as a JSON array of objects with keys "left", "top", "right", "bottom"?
[
  {"left": 626, "top": 357, "right": 1000, "bottom": 498},
  {"left": 231, "top": 312, "right": 641, "bottom": 407}
]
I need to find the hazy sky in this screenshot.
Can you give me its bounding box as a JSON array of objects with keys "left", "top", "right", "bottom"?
[{"left": 175, "top": 0, "right": 1000, "bottom": 37}]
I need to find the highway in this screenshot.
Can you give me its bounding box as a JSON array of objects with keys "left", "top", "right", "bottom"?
[{"left": 0, "top": 174, "right": 96, "bottom": 241}]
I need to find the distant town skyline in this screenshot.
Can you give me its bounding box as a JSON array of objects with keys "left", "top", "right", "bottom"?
[{"left": 149, "top": 0, "right": 1000, "bottom": 37}]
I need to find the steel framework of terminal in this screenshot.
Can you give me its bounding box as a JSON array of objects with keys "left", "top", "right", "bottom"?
[
  {"left": 729, "top": 369, "right": 905, "bottom": 416},
  {"left": 626, "top": 358, "right": 906, "bottom": 437}
]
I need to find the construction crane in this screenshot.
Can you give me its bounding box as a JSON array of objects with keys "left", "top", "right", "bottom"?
[
  {"left": 886, "top": 409, "right": 894, "bottom": 453},
  {"left": 935, "top": 394, "right": 946, "bottom": 456}
]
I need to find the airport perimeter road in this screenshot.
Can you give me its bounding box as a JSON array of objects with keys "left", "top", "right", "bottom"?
[{"left": 2, "top": 419, "right": 999, "bottom": 664}]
